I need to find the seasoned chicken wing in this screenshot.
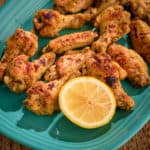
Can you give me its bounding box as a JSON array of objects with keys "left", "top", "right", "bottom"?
[
  {"left": 33, "top": 9, "right": 95, "bottom": 37},
  {"left": 4, "top": 52, "right": 55, "bottom": 93},
  {"left": 44, "top": 50, "right": 86, "bottom": 81},
  {"left": 0, "top": 28, "right": 38, "bottom": 81},
  {"left": 84, "top": 49, "right": 135, "bottom": 110},
  {"left": 23, "top": 76, "right": 69, "bottom": 115},
  {"left": 108, "top": 44, "right": 150, "bottom": 87},
  {"left": 43, "top": 31, "right": 98, "bottom": 54},
  {"left": 92, "top": 4, "right": 131, "bottom": 52},
  {"left": 130, "top": 19, "right": 150, "bottom": 63},
  {"left": 129, "top": 0, "right": 150, "bottom": 25},
  {"left": 54, "top": 0, "right": 94, "bottom": 13}
]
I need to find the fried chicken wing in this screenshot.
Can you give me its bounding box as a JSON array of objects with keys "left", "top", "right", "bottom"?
[
  {"left": 54, "top": 0, "right": 94, "bottom": 13},
  {"left": 108, "top": 44, "right": 150, "bottom": 87},
  {"left": 84, "top": 49, "right": 135, "bottom": 110},
  {"left": 129, "top": 0, "right": 150, "bottom": 25},
  {"left": 130, "top": 19, "right": 150, "bottom": 63},
  {"left": 44, "top": 50, "right": 86, "bottom": 81},
  {"left": 0, "top": 28, "right": 38, "bottom": 81},
  {"left": 4, "top": 52, "right": 55, "bottom": 93},
  {"left": 33, "top": 9, "right": 95, "bottom": 37},
  {"left": 23, "top": 76, "right": 69, "bottom": 115},
  {"left": 92, "top": 4, "right": 130, "bottom": 52},
  {"left": 43, "top": 31, "right": 98, "bottom": 54}
]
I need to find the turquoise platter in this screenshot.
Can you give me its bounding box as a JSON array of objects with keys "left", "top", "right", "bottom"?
[{"left": 0, "top": 0, "right": 150, "bottom": 150}]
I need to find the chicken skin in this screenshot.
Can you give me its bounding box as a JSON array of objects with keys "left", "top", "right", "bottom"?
[
  {"left": 92, "top": 4, "right": 131, "bottom": 52},
  {"left": 33, "top": 9, "right": 95, "bottom": 37},
  {"left": 43, "top": 31, "right": 98, "bottom": 54},
  {"left": 95, "top": 0, "right": 119, "bottom": 13},
  {"left": 84, "top": 49, "right": 135, "bottom": 110},
  {"left": 108, "top": 44, "right": 150, "bottom": 87},
  {"left": 129, "top": 0, "right": 150, "bottom": 25},
  {"left": 0, "top": 28, "right": 38, "bottom": 81},
  {"left": 4, "top": 52, "right": 55, "bottom": 93},
  {"left": 54, "top": 0, "right": 94, "bottom": 13},
  {"left": 130, "top": 19, "right": 150, "bottom": 63},
  {"left": 23, "top": 76, "right": 69, "bottom": 115}
]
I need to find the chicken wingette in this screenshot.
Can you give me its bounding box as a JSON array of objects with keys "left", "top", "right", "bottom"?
[
  {"left": 108, "top": 44, "right": 150, "bottom": 87},
  {"left": 84, "top": 48, "right": 135, "bottom": 110},
  {"left": 4, "top": 52, "right": 55, "bottom": 93},
  {"left": 92, "top": 4, "right": 130, "bottom": 52},
  {"left": 0, "top": 28, "right": 38, "bottom": 81},
  {"left": 33, "top": 9, "right": 95, "bottom": 37},
  {"left": 130, "top": 19, "right": 150, "bottom": 63},
  {"left": 43, "top": 31, "right": 98, "bottom": 54}
]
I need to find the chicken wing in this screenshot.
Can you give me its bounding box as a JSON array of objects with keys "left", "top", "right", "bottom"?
[
  {"left": 0, "top": 28, "right": 38, "bottom": 81},
  {"left": 23, "top": 76, "right": 69, "bottom": 115},
  {"left": 44, "top": 50, "right": 86, "bottom": 81},
  {"left": 108, "top": 44, "right": 150, "bottom": 87},
  {"left": 130, "top": 19, "right": 150, "bottom": 63},
  {"left": 4, "top": 52, "right": 55, "bottom": 93},
  {"left": 54, "top": 0, "right": 94, "bottom": 13},
  {"left": 84, "top": 48, "right": 135, "bottom": 110},
  {"left": 129, "top": 0, "right": 150, "bottom": 25},
  {"left": 33, "top": 9, "right": 95, "bottom": 37},
  {"left": 92, "top": 4, "right": 131, "bottom": 52},
  {"left": 42, "top": 31, "right": 98, "bottom": 54}
]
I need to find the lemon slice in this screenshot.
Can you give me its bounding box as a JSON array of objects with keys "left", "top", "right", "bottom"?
[{"left": 59, "top": 77, "right": 116, "bottom": 129}]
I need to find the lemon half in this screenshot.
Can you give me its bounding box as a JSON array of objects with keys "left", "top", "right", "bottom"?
[{"left": 59, "top": 77, "right": 116, "bottom": 129}]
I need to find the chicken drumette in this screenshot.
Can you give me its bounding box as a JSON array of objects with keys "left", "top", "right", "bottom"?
[
  {"left": 108, "top": 44, "right": 150, "bottom": 87},
  {"left": 33, "top": 9, "right": 96, "bottom": 37},
  {"left": 4, "top": 52, "right": 55, "bottom": 93},
  {"left": 92, "top": 4, "right": 131, "bottom": 52},
  {"left": 84, "top": 49, "right": 135, "bottom": 110},
  {"left": 130, "top": 19, "right": 150, "bottom": 63},
  {"left": 0, "top": 28, "right": 38, "bottom": 81},
  {"left": 54, "top": 0, "right": 94, "bottom": 13},
  {"left": 42, "top": 31, "right": 98, "bottom": 54}
]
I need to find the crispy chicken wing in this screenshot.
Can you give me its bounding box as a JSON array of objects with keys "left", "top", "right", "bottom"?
[
  {"left": 84, "top": 48, "right": 135, "bottom": 110},
  {"left": 4, "top": 52, "right": 55, "bottom": 93},
  {"left": 43, "top": 31, "right": 98, "bottom": 54},
  {"left": 108, "top": 44, "right": 150, "bottom": 87},
  {"left": 130, "top": 19, "right": 150, "bottom": 63},
  {"left": 92, "top": 4, "right": 130, "bottom": 52},
  {"left": 44, "top": 50, "right": 86, "bottom": 81},
  {"left": 129, "top": 0, "right": 150, "bottom": 25},
  {"left": 23, "top": 76, "right": 69, "bottom": 115},
  {"left": 54, "top": 0, "right": 94, "bottom": 13},
  {"left": 33, "top": 9, "right": 95, "bottom": 37},
  {"left": 0, "top": 28, "right": 38, "bottom": 81}
]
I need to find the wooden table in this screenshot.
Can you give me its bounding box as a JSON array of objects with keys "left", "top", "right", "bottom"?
[{"left": 0, "top": 0, "right": 150, "bottom": 149}]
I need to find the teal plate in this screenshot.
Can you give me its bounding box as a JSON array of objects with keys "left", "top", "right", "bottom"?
[{"left": 0, "top": 0, "right": 150, "bottom": 150}]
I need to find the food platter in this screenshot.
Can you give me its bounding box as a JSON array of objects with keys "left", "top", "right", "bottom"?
[{"left": 0, "top": 0, "right": 150, "bottom": 150}]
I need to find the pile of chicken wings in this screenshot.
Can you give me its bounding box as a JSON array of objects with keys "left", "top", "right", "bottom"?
[{"left": 0, "top": 0, "right": 150, "bottom": 115}]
